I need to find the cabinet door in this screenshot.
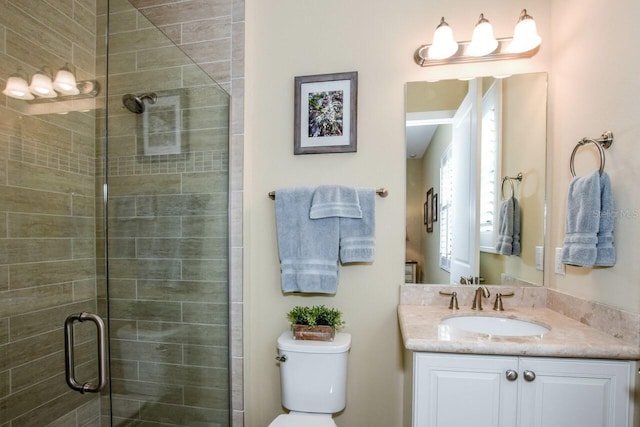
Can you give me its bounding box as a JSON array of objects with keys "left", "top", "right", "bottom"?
[
  {"left": 413, "top": 353, "right": 518, "bottom": 427},
  {"left": 518, "top": 357, "right": 633, "bottom": 427}
]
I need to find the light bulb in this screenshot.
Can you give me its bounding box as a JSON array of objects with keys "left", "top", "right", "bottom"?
[
  {"left": 53, "top": 67, "right": 79, "bottom": 95},
  {"left": 508, "top": 9, "right": 541, "bottom": 53},
  {"left": 2, "top": 75, "right": 34, "bottom": 100},
  {"left": 428, "top": 17, "right": 459, "bottom": 60},
  {"left": 467, "top": 13, "right": 498, "bottom": 57},
  {"left": 29, "top": 71, "right": 57, "bottom": 98}
]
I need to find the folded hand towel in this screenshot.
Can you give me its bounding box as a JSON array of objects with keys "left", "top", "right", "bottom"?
[
  {"left": 339, "top": 188, "right": 376, "bottom": 263},
  {"left": 275, "top": 187, "right": 339, "bottom": 294},
  {"left": 594, "top": 172, "right": 615, "bottom": 266},
  {"left": 310, "top": 185, "right": 363, "bottom": 219},
  {"left": 496, "top": 197, "right": 521, "bottom": 256},
  {"left": 561, "top": 170, "right": 600, "bottom": 267}
]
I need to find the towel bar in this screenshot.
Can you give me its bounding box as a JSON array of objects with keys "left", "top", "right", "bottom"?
[
  {"left": 268, "top": 188, "right": 388, "bottom": 199},
  {"left": 569, "top": 131, "right": 613, "bottom": 177}
]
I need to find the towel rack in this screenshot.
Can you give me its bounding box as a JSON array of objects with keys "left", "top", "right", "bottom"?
[
  {"left": 570, "top": 131, "right": 614, "bottom": 177},
  {"left": 501, "top": 173, "right": 523, "bottom": 199},
  {"left": 268, "top": 187, "right": 388, "bottom": 199}
]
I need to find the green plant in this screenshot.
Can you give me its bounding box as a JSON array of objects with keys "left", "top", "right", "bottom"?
[{"left": 286, "top": 305, "right": 345, "bottom": 331}]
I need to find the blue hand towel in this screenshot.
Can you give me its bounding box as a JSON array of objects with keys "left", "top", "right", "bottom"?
[
  {"left": 496, "top": 197, "right": 521, "bottom": 256},
  {"left": 310, "top": 185, "right": 363, "bottom": 219},
  {"left": 561, "top": 170, "right": 600, "bottom": 267},
  {"left": 512, "top": 197, "right": 521, "bottom": 256},
  {"left": 594, "top": 172, "right": 615, "bottom": 266},
  {"left": 339, "top": 188, "right": 376, "bottom": 263},
  {"left": 275, "top": 187, "right": 339, "bottom": 294}
]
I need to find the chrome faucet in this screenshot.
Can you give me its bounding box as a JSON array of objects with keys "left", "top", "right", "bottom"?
[{"left": 471, "top": 286, "right": 491, "bottom": 310}]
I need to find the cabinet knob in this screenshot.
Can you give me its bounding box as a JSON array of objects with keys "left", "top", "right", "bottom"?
[
  {"left": 505, "top": 369, "right": 518, "bottom": 381},
  {"left": 523, "top": 370, "right": 536, "bottom": 382}
]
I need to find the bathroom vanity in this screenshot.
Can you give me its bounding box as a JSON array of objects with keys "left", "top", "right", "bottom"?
[{"left": 398, "top": 285, "right": 640, "bottom": 427}]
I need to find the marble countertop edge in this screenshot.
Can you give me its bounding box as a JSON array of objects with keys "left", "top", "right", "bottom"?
[{"left": 398, "top": 304, "right": 640, "bottom": 360}]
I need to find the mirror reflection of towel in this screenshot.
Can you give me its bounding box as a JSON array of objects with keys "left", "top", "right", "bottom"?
[{"left": 496, "top": 196, "right": 521, "bottom": 256}]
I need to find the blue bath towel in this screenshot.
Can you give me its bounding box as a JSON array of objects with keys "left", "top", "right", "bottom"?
[
  {"left": 275, "top": 187, "right": 339, "bottom": 294},
  {"left": 561, "top": 171, "right": 600, "bottom": 267},
  {"left": 338, "top": 188, "right": 376, "bottom": 263},
  {"left": 496, "top": 196, "right": 521, "bottom": 256},
  {"left": 594, "top": 172, "right": 615, "bottom": 266},
  {"left": 310, "top": 185, "right": 363, "bottom": 219}
]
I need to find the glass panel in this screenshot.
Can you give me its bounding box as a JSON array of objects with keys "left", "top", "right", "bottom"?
[
  {"left": 0, "top": 1, "right": 106, "bottom": 425},
  {"left": 105, "top": 1, "right": 231, "bottom": 426}
]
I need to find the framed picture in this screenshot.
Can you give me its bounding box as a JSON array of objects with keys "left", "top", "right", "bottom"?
[
  {"left": 294, "top": 71, "right": 357, "bottom": 155},
  {"left": 425, "top": 187, "right": 434, "bottom": 233},
  {"left": 139, "top": 90, "right": 188, "bottom": 156}
]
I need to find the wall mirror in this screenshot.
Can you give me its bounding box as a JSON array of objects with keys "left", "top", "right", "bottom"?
[{"left": 405, "top": 72, "right": 547, "bottom": 286}]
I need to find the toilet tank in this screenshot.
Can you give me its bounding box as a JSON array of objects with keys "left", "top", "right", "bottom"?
[{"left": 277, "top": 331, "right": 351, "bottom": 414}]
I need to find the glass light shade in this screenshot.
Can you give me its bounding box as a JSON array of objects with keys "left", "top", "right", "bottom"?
[
  {"left": 29, "top": 72, "right": 57, "bottom": 98},
  {"left": 427, "top": 17, "right": 459, "bottom": 60},
  {"left": 508, "top": 11, "right": 541, "bottom": 53},
  {"left": 53, "top": 68, "right": 80, "bottom": 95},
  {"left": 2, "top": 76, "right": 34, "bottom": 100},
  {"left": 467, "top": 14, "right": 498, "bottom": 57}
]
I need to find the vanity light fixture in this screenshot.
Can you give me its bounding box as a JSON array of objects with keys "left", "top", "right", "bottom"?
[
  {"left": 29, "top": 69, "right": 57, "bottom": 98},
  {"left": 415, "top": 9, "right": 542, "bottom": 67},
  {"left": 3, "top": 65, "right": 99, "bottom": 104},
  {"left": 427, "top": 17, "right": 459, "bottom": 60},
  {"left": 2, "top": 72, "right": 34, "bottom": 100},
  {"left": 507, "top": 9, "right": 542, "bottom": 53},
  {"left": 53, "top": 65, "right": 80, "bottom": 95},
  {"left": 467, "top": 14, "right": 498, "bottom": 57}
]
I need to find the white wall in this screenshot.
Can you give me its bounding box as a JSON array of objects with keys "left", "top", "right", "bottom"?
[{"left": 245, "top": 0, "right": 639, "bottom": 424}]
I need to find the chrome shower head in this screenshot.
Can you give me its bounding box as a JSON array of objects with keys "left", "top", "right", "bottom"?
[{"left": 122, "top": 92, "right": 157, "bottom": 114}]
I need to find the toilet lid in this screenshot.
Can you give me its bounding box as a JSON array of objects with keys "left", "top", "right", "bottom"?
[{"left": 268, "top": 414, "right": 337, "bottom": 427}]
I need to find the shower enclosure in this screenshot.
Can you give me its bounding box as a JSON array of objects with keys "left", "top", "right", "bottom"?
[{"left": 0, "top": 1, "right": 232, "bottom": 426}]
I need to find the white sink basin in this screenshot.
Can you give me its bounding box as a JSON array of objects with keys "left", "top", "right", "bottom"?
[{"left": 442, "top": 315, "right": 550, "bottom": 337}]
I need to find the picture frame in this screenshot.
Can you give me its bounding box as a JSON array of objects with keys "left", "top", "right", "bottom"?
[
  {"left": 425, "top": 187, "right": 434, "bottom": 233},
  {"left": 294, "top": 71, "right": 357, "bottom": 155},
  {"left": 139, "top": 90, "right": 187, "bottom": 156}
]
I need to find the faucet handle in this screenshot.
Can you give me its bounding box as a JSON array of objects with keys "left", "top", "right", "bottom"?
[
  {"left": 492, "top": 292, "right": 515, "bottom": 311},
  {"left": 438, "top": 291, "right": 459, "bottom": 310}
]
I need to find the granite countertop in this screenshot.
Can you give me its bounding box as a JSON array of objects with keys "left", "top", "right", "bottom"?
[{"left": 398, "top": 304, "right": 640, "bottom": 360}]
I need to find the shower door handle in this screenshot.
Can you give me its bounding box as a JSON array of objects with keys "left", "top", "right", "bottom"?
[{"left": 64, "top": 312, "right": 107, "bottom": 393}]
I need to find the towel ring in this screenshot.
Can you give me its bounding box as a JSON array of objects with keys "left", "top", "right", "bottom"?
[
  {"left": 569, "top": 131, "right": 613, "bottom": 177},
  {"left": 501, "top": 173, "right": 523, "bottom": 199}
]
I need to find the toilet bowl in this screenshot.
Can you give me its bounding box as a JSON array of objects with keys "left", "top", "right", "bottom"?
[{"left": 268, "top": 331, "right": 351, "bottom": 427}]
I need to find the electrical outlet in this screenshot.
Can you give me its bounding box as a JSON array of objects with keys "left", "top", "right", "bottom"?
[
  {"left": 535, "top": 246, "right": 544, "bottom": 271},
  {"left": 554, "top": 247, "right": 565, "bottom": 275}
]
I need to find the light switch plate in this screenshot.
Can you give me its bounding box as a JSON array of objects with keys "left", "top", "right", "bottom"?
[
  {"left": 554, "top": 247, "right": 565, "bottom": 275},
  {"left": 535, "top": 246, "right": 544, "bottom": 271}
]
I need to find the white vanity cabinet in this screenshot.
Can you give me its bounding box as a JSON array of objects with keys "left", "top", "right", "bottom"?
[{"left": 413, "top": 352, "right": 635, "bottom": 427}]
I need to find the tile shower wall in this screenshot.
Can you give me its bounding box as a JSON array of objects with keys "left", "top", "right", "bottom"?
[
  {"left": 0, "top": 1, "right": 101, "bottom": 426},
  {"left": 101, "top": 1, "right": 231, "bottom": 425}
]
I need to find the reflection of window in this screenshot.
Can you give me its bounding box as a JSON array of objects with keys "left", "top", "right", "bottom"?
[
  {"left": 439, "top": 144, "right": 453, "bottom": 271},
  {"left": 479, "top": 80, "right": 502, "bottom": 252}
]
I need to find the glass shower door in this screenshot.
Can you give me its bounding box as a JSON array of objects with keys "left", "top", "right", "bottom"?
[{"left": 104, "top": 1, "right": 231, "bottom": 426}]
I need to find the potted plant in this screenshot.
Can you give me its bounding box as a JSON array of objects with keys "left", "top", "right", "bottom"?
[{"left": 286, "top": 305, "right": 345, "bottom": 341}]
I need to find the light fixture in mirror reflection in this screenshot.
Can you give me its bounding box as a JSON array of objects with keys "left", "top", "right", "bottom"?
[
  {"left": 416, "top": 9, "right": 542, "bottom": 67},
  {"left": 405, "top": 72, "right": 547, "bottom": 287},
  {"left": 2, "top": 65, "right": 99, "bottom": 104}
]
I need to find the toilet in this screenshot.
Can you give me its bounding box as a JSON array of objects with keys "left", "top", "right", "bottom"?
[{"left": 269, "top": 331, "right": 352, "bottom": 427}]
